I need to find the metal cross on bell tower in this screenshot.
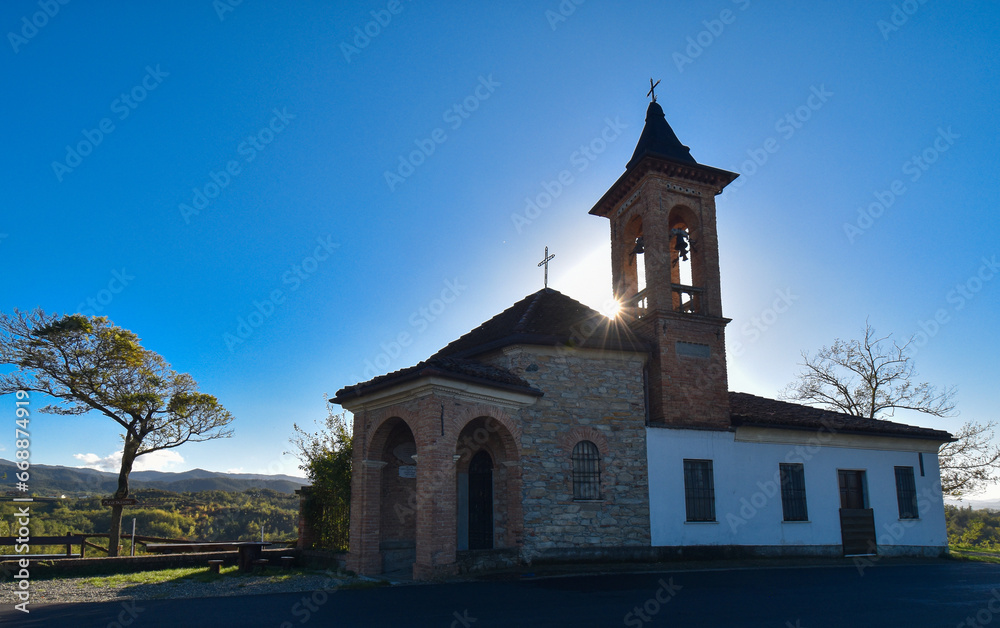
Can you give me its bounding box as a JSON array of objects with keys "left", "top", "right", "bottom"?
[
  {"left": 537, "top": 246, "right": 555, "bottom": 288},
  {"left": 647, "top": 78, "right": 660, "bottom": 103}
]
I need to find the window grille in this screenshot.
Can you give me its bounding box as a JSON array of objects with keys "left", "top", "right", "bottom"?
[
  {"left": 572, "top": 441, "right": 601, "bottom": 500},
  {"left": 895, "top": 467, "right": 919, "bottom": 519},
  {"left": 779, "top": 463, "right": 808, "bottom": 521},
  {"left": 683, "top": 459, "right": 715, "bottom": 522}
]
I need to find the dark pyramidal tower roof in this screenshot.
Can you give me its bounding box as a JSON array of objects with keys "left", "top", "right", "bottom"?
[{"left": 625, "top": 100, "right": 697, "bottom": 170}]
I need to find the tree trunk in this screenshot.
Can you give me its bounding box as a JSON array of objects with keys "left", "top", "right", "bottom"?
[
  {"left": 107, "top": 504, "right": 124, "bottom": 557},
  {"left": 108, "top": 444, "right": 139, "bottom": 557}
]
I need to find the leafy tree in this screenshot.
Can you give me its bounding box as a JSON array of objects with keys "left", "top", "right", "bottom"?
[
  {"left": 781, "top": 321, "right": 1000, "bottom": 497},
  {"left": 288, "top": 403, "right": 352, "bottom": 550},
  {"left": 946, "top": 505, "right": 1000, "bottom": 549},
  {"left": 0, "top": 309, "right": 235, "bottom": 555}
]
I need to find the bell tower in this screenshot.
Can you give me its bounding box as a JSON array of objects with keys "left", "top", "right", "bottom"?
[{"left": 589, "top": 93, "right": 738, "bottom": 430}]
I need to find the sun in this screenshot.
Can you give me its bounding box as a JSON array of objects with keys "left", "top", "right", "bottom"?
[{"left": 600, "top": 298, "right": 622, "bottom": 319}]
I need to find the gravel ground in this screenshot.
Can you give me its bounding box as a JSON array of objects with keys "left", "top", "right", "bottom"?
[{"left": 2, "top": 571, "right": 366, "bottom": 605}]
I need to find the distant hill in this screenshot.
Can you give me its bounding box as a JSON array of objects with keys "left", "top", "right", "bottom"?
[
  {"left": 0, "top": 459, "right": 307, "bottom": 496},
  {"left": 946, "top": 497, "right": 1000, "bottom": 511}
]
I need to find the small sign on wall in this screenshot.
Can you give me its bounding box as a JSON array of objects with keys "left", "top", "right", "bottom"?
[{"left": 398, "top": 465, "right": 417, "bottom": 479}]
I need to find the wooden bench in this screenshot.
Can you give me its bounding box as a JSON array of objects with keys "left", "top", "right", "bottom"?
[
  {"left": 0, "top": 535, "right": 85, "bottom": 559},
  {"left": 207, "top": 559, "right": 224, "bottom": 574},
  {"left": 280, "top": 556, "right": 295, "bottom": 569}
]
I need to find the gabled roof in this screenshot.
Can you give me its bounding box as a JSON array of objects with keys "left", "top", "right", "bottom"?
[
  {"left": 432, "top": 288, "right": 648, "bottom": 358},
  {"left": 332, "top": 357, "right": 541, "bottom": 404},
  {"left": 729, "top": 392, "right": 954, "bottom": 442},
  {"left": 625, "top": 100, "right": 697, "bottom": 170}
]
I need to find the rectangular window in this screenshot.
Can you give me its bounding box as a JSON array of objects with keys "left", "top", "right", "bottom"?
[
  {"left": 779, "top": 463, "right": 808, "bottom": 521},
  {"left": 895, "top": 466, "right": 919, "bottom": 519},
  {"left": 683, "top": 459, "right": 716, "bottom": 522}
]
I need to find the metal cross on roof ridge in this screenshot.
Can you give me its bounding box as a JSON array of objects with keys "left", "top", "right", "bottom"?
[
  {"left": 537, "top": 246, "right": 555, "bottom": 288},
  {"left": 647, "top": 78, "right": 660, "bottom": 103}
]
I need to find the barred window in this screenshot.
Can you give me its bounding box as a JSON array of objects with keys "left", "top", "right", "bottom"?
[
  {"left": 683, "top": 459, "right": 715, "bottom": 522},
  {"left": 779, "top": 463, "right": 808, "bottom": 521},
  {"left": 895, "top": 466, "right": 919, "bottom": 519},
  {"left": 572, "top": 441, "right": 601, "bottom": 500}
]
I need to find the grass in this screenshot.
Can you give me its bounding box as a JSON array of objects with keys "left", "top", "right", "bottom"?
[
  {"left": 949, "top": 545, "right": 1000, "bottom": 564},
  {"left": 77, "top": 565, "right": 327, "bottom": 588}
]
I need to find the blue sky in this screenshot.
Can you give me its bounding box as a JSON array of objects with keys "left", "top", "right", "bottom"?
[{"left": 2, "top": 2, "right": 998, "bottom": 492}]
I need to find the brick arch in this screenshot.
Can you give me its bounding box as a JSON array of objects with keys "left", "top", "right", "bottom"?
[
  {"left": 449, "top": 404, "right": 522, "bottom": 462},
  {"left": 364, "top": 410, "right": 421, "bottom": 460},
  {"left": 557, "top": 425, "right": 610, "bottom": 457}
]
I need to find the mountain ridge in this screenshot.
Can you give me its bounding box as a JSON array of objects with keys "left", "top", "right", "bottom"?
[{"left": 0, "top": 459, "right": 308, "bottom": 495}]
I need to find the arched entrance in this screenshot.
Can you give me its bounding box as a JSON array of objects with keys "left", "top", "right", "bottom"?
[
  {"left": 371, "top": 417, "right": 418, "bottom": 575},
  {"left": 468, "top": 450, "right": 494, "bottom": 550},
  {"left": 455, "top": 416, "right": 520, "bottom": 553}
]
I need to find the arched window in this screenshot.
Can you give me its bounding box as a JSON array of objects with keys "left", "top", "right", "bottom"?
[{"left": 572, "top": 441, "right": 601, "bottom": 500}]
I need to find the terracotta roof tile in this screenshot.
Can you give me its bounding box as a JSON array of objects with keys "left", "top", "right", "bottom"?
[
  {"left": 332, "top": 357, "right": 540, "bottom": 404},
  {"left": 729, "top": 391, "right": 954, "bottom": 441},
  {"left": 432, "top": 288, "right": 648, "bottom": 358}
]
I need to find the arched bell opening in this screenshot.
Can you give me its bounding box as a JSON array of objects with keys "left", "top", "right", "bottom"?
[{"left": 668, "top": 206, "right": 702, "bottom": 314}]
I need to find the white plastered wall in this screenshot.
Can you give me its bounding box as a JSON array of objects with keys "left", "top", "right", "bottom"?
[{"left": 646, "top": 426, "right": 948, "bottom": 551}]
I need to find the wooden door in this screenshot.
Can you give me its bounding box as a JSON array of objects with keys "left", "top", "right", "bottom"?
[
  {"left": 838, "top": 470, "right": 876, "bottom": 556},
  {"left": 838, "top": 469, "right": 866, "bottom": 509},
  {"left": 468, "top": 450, "right": 494, "bottom": 550}
]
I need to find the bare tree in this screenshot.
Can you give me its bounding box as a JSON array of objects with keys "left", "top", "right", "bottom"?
[
  {"left": 0, "top": 309, "right": 235, "bottom": 555},
  {"left": 780, "top": 321, "right": 1000, "bottom": 497}
]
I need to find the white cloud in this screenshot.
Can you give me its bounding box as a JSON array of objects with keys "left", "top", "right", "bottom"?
[
  {"left": 226, "top": 467, "right": 245, "bottom": 474},
  {"left": 74, "top": 449, "right": 185, "bottom": 472}
]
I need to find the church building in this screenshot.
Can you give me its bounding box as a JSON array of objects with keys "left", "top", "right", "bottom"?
[{"left": 332, "top": 91, "right": 952, "bottom": 580}]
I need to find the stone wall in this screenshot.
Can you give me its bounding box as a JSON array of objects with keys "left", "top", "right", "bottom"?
[{"left": 484, "top": 345, "right": 651, "bottom": 561}]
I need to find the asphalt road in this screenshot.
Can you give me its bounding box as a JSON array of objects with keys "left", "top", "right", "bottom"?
[{"left": 5, "top": 561, "right": 1000, "bottom": 627}]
